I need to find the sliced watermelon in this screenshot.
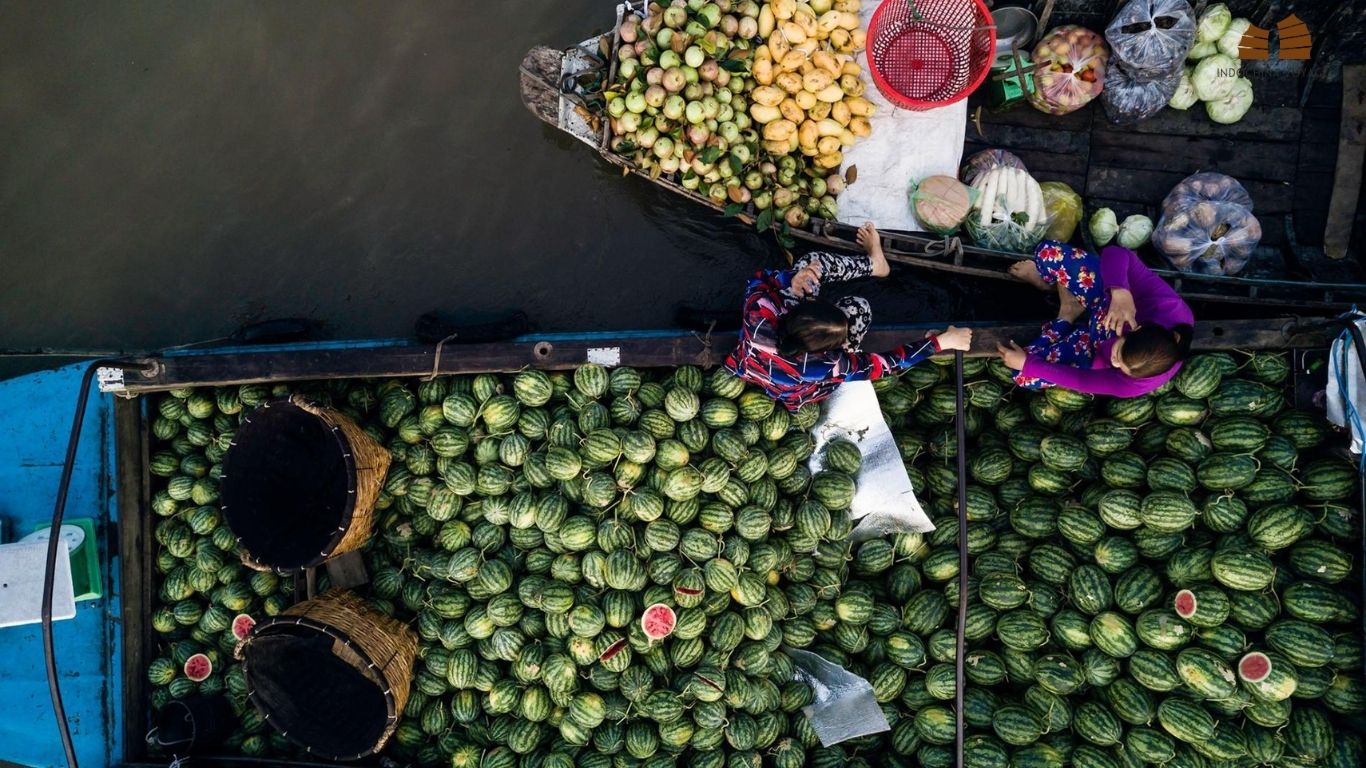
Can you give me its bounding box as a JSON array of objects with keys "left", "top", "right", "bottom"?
[
  {"left": 1238, "top": 651, "right": 1272, "bottom": 683},
  {"left": 673, "top": 586, "right": 702, "bottom": 597},
  {"left": 231, "top": 614, "right": 256, "bottom": 641},
  {"left": 641, "top": 603, "right": 677, "bottom": 641},
  {"left": 598, "top": 638, "right": 629, "bottom": 662},
  {"left": 183, "top": 652, "right": 213, "bottom": 682},
  {"left": 1174, "top": 589, "right": 1198, "bottom": 620}
]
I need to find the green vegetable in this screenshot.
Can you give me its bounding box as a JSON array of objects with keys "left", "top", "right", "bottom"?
[
  {"left": 1217, "top": 18, "right": 1252, "bottom": 57},
  {"left": 1169, "top": 67, "right": 1199, "bottom": 110},
  {"left": 1206, "top": 77, "right": 1255, "bottom": 125},
  {"left": 1187, "top": 41, "right": 1217, "bottom": 60},
  {"left": 1117, "top": 214, "right": 1154, "bottom": 250},
  {"left": 1192, "top": 54, "right": 1240, "bottom": 101},
  {"left": 1090, "top": 207, "right": 1118, "bottom": 246},
  {"left": 1196, "top": 3, "right": 1232, "bottom": 44}
]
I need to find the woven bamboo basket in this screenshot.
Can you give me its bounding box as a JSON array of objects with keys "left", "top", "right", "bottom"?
[
  {"left": 221, "top": 395, "right": 390, "bottom": 572},
  {"left": 235, "top": 589, "right": 418, "bottom": 760}
]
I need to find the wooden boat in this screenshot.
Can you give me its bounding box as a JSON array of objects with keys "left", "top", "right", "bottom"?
[{"left": 520, "top": 4, "right": 1366, "bottom": 311}]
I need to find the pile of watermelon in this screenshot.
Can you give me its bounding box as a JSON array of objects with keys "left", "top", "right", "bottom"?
[{"left": 142, "top": 351, "right": 1364, "bottom": 767}]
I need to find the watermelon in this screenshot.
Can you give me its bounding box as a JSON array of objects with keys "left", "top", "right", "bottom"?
[
  {"left": 183, "top": 653, "right": 213, "bottom": 682},
  {"left": 1157, "top": 697, "right": 1216, "bottom": 743},
  {"left": 231, "top": 614, "right": 255, "bottom": 641}
]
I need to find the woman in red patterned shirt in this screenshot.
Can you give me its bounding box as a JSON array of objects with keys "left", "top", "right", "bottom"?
[{"left": 724, "top": 223, "right": 973, "bottom": 410}]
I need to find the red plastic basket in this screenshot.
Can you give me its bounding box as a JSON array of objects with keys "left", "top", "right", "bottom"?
[{"left": 867, "top": 0, "right": 996, "bottom": 111}]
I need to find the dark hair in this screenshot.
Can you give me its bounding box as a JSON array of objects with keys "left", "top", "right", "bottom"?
[
  {"left": 1122, "top": 324, "right": 1193, "bottom": 378},
  {"left": 778, "top": 300, "right": 849, "bottom": 356}
]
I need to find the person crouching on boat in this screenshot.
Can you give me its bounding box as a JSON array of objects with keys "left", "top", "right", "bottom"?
[
  {"left": 996, "top": 241, "right": 1193, "bottom": 397},
  {"left": 724, "top": 222, "right": 973, "bottom": 410}
]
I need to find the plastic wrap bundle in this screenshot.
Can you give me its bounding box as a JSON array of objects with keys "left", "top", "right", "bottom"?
[
  {"left": 1152, "top": 172, "right": 1261, "bottom": 275},
  {"left": 1102, "top": 62, "right": 1183, "bottom": 125},
  {"left": 1029, "top": 25, "right": 1110, "bottom": 115},
  {"left": 959, "top": 148, "right": 1026, "bottom": 186},
  {"left": 1105, "top": 0, "right": 1197, "bottom": 78},
  {"left": 908, "top": 175, "right": 976, "bottom": 236}
]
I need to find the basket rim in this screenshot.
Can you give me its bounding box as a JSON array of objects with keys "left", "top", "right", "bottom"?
[
  {"left": 866, "top": 0, "right": 997, "bottom": 110},
  {"left": 238, "top": 611, "right": 401, "bottom": 760},
  {"left": 220, "top": 397, "right": 359, "bottom": 573}
]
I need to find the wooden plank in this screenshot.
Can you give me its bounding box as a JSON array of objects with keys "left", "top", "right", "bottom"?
[
  {"left": 1325, "top": 65, "right": 1366, "bottom": 258},
  {"left": 114, "top": 397, "right": 151, "bottom": 762},
  {"left": 967, "top": 100, "right": 1095, "bottom": 133},
  {"left": 1087, "top": 166, "right": 1294, "bottom": 214},
  {"left": 324, "top": 552, "right": 369, "bottom": 590},
  {"left": 116, "top": 320, "right": 1340, "bottom": 393},
  {"left": 963, "top": 123, "right": 1089, "bottom": 155},
  {"left": 1092, "top": 104, "right": 1302, "bottom": 140},
  {"left": 1089, "top": 132, "right": 1298, "bottom": 183}
]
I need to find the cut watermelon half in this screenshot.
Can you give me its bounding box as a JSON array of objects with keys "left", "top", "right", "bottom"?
[
  {"left": 673, "top": 586, "right": 702, "bottom": 597},
  {"left": 1173, "top": 589, "right": 1198, "bottom": 620},
  {"left": 1238, "top": 651, "right": 1272, "bottom": 683},
  {"left": 231, "top": 614, "right": 256, "bottom": 641},
  {"left": 641, "top": 603, "right": 677, "bottom": 641},
  {"left": 183, "top": 653, "right": 213, "bottom": 682},
  {"left": 598, "top": 638, "right": 629, "bottom": 662}
]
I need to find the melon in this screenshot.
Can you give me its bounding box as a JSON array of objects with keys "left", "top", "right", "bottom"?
[
  {"left": 1173, "top": 589, "right": 1198, "bottom": 620},
  {"left": 598, "top": 637, "right": 629, "bottom": 662},
  {"left": 183, "top": 652, "right": 213, "bottom": 682},
  {"left": 231, "top": 614, "right": 256, "bottom": 641},
  {"left": 1238, "top": 651, "right": 1272, "bottom": 683},
  {"left": 641, "top": 603, "right": 677, "bottom": 641},
  {"left": 911, "top": 175, "right": 973, "bottom": 236}
]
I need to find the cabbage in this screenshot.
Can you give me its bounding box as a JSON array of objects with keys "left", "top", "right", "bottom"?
[
  {"left": 1187, "top": 41, "right": 1217, "bottom": 60},
  {"left": 1117, "top": 215, "right": 1155, "bottom": 250},
  {"left": 1169, "top": 67, "right": 1199, "bottom": 110},
  {"left": 1206, "top": 77, "right": 1255, "bottom": 125},
  {"left": 1193, "top": 54, "right": 1239, "bottom": 101},
  {"left": 1090, "top": 208, "right": 1118, "bottom": 247},
  {"left": 1217, "top": 18, "right": 1251, "bottom": 57},
  {"left": 1196, "top": 3, "right": 1232, "bottom": 44}
]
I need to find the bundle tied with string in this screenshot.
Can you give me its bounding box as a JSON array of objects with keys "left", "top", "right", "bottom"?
[
  {"left": 867, "top": 0, "right": 995, "bottom": 110},
  {"left": 222, "top": 396, "right": 391, "bottom": 573},
  {"left": 235, "top": 589, "right": 418, "bottom": 760}
]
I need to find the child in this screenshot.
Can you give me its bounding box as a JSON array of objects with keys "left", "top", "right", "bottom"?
[
  {"left": 725, "top": 222, "right": 972, "bottom": 410},
  {"left": 996, "top": 241, "right": 1193, "bottom": 397}
]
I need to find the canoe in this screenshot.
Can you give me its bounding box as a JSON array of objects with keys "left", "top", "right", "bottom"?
[{"left": 520, "top": 6, "right": 1366, "bottom": 311}]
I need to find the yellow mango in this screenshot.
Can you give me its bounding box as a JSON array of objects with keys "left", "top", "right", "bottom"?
[
  {"left": 751, "top": 85, "right": 787, "bottom": 108},
  {"left": 807, "top": 100, "right": 832, "bottom": 120},
  {"left": 834, "top": 0, "right": 861, "bottom": 11},
  {"left": 802, "top": 70, "right": 834, "bottom": 93},
  {"left": 780, "top": 21, "right": 807, "bottom": 45},
  {"left": 815, "top": 151, "right": 843, "bottom": 169},
  {"left": 776, "top": 71, "right": 804, "bottom": 94},
  {"left": 753, "top": 58, "right": 775, "bottom": 86},
  {"left": 794, "top": 89, "right": 818, "bottom": 110},
  {"left": 849, "top": 116, "right": 871, "bottom": 137},
  {"left": 815, "top": 83, "right": 845, "bottom": 102},
  {"left": 831, "top": 99, "right": 851, "bottom": 125},
  {"left": 842, "top": 60, "right": 861, "bottom": 76},
  {"left": 750, "top": 103, "right": 783, "bottom": 124},
  {"left": 817, "top": 135, "right": 841, "bottom": 155},
  {"left": 772, "top": 0, "right": 796, "bottom": 21},
  {"left": 767, "top": 32, "right": 790, "bottom": 62},
  {"left": 798, "top": 120, "right": 820, "bottom": 151},
  {"left": 762, "top": 118, "right": 798, "bottom": 142},
  {"left": 845, "top": 96, "right": 874, "bottom": 116},
  {"left": 780, "top": 50, "right": 809, "bottom": 72},
  {"left": 839, "top": 74, "right": 864, "bottom": 98},
  {"left": 812, "top": 50, "right": 841, "bottom": 76},
  {"left": 779, "top": 98, "right": 805, "bottom": 124},
  {"left": 758, "top": 4, "right": 775, "bottom": 38},
  {"left": 817, "top": 118, "right": 844, "bottom": 137}
]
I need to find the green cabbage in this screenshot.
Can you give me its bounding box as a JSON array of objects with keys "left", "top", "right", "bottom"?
[
  {"left": 1117, "top": 215, "right": 1155, "bottom": 250},
  {"left": 1169, "top": 67, "right": 1199, "bottom": 110},
  {"left": 1196, "top": 3, "right": 1232, "bottom": 44},
  {"left": 1217, "top": 18, "right": 1251, "bottom": 57},
  {"left": 1206, "top": 77, "right": 1255, "bottom": 125},
  {"left": 1090, "top": 208, "right": 1118, "bottom": 247},
  {"left": 1187, "top": 41, "right": 1218, "bottom": 60},
  {"left": 1193, "top": 54, "right": 1239, "bottom": 101}
]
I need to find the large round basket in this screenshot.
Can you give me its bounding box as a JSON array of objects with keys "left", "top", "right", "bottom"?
[
  {"left": 221, "top": 395, "right": 390, "bottom": 572},
  {"left": 867, "top": 0, "right": 996, "bottom": 110},
  {"left": 235, "top": 589, "right": 418, "bottom": 760}
]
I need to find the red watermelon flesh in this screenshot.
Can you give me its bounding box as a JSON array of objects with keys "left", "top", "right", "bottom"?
[
  {"left": 598, "top": 638, "right": 629, "bottom": 662},
  {"left": 183, "top": 653, "right": 213, "bottom": 682},
  {"left": 1174, "top": 589, "right": 1198, "bottom": 619},
  {"left": 641, "top": 603, "right": 677, "bottom": 641},
  {"left": 231, "top": 614, "right": 256, "bottom": 641},
  {"left": 674, "top": 586, "right": 702, "bottom": 596},
  {"left": 1238, "top": 651, "right": 1272, "bottom": 683}
]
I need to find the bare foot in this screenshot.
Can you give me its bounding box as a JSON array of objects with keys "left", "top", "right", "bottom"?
[
  {"left": 857, "top": 221, "right": 890, "bottom": 277},
  {"left": 1009, "top": 260, "right": 1049, "bottom": 291},
  {"left": 1056, "top": 282, "right": 1085, "bottom": 323}
]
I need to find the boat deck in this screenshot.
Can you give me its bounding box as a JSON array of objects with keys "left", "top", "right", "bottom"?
[{"left": 965, "top": 66, "right": 1362, "bottom": 285}]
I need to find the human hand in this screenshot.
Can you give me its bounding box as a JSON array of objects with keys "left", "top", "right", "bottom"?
[
  {"left": 1104, "top": 288, "right": 1137, "bottom": 334},
  {"left": 933, "top": 325, "right": 973, "bottom": 352},
  {"left": 996, "top": 340, "right": 1027, "bottom": 370},
  {"left": 791, "top": 262, "right": 823, "bottom": 297}
]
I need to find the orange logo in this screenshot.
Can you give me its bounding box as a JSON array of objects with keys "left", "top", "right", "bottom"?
[{"left": 1239, "top": 14, "right": 1311, "bottom": 61}]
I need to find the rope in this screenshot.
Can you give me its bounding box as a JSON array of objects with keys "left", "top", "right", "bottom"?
[
  {"left": 691, "top": 320, "right": 717, "bottom": 356},
  {"left": 423, "top": 333, "right": 460, "bottom": 381},
  {"left": 924, "top": 236, "right": 964, "bottom": 262},
  {"left": 953, "top": 350, "right": 969, "bottom": 768}
]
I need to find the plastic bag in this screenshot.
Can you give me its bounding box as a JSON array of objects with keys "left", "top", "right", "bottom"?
[
  {"left": 787, "top": 648, "right": 891, "bottom": 747},
  {"left": 1161, "top": 171, "right": 1254, "bottom": 211},
  {"left": 1105, "top": 0, "right": 1197, "bottom": 78},
  {"left": 909, "top": 175, "right": 976, "bottom": 236},
  {"left": 960, "top": 148, "right": 1026, "bottom": 186},
  {"left": 1040, "top": 182, "right": 1083, "bottom": 241},
  {"left": 1152, "top": 199, "right": 1261, "bottom": 275},
  {"left": 1102, "top": 62, "right": 1182, "bottom": 125},
  {"left": 1029, "top": 25, "right": 1109, "bottom": 115}
]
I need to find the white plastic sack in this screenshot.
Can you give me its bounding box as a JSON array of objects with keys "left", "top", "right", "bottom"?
[
  {"left": 1327, "top": 315, "right": 1366, "bottom": 456},
  {"left": 787, "top": 648, "right": 890, "bottom": 747},
  {"left": 807, "top": 380, "right": 935, "bottom": 540}
]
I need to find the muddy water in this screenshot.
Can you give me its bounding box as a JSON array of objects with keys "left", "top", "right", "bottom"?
[{"left": 0, "top": 1, "right": 1003, "bottom": 376}]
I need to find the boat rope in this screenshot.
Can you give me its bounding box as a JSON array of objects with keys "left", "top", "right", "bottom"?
[
  {"left": 924, "top": 235, "right": 964, "bottom": 262},
  {"left": 423, "top": 333, "right": 460, "bottom": 381},
  {"left": 690, "top": 320, "right": 717, "bottom": 357},
  {"left": 953, "top": 351, "right": 969, "bottom": 768}
]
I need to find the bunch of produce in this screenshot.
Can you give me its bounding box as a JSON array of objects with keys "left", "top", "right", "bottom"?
[
  {"left": 1028, "top": 26, "right": 1109, "bottom": 116},
  {"left": 144, "top": 386, "right": 300, "bottom": 757},
  {"left": 1168, "top": 4, "right": 1256, "bottom": 124},
  {"left": 1152, "top": 171, "right": 1262, "bottom": 275},
  {"left": 909, "top": 175, "right": 975, "bottom": 236},
  {"left": 1089, "top": 208, "right": 1154, "bottom": 251},
  {"left": 1102, "top": 0, "right": 1196, "bottom": 124},
  {"left": 966, "top": 165, "right": 1050, "bottom": 252},
  {"left": 144, "top": 350, "right": 1364, "bottom": 767},
  {"left": 607, "top": 0, "right": 874, "bottom": 230}
]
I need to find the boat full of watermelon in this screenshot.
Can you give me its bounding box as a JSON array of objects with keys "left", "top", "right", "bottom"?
[{"left": 1, "top": 317, "right": 1363, "bottom": 768}]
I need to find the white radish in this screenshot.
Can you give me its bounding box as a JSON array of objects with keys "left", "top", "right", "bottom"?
[{"left": 977, "top": 169, "right": 1000, "bottom": 227}]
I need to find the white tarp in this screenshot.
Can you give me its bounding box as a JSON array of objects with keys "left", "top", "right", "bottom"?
[{"left": 835, "top": 0, "right": 969, "bottom": 231}]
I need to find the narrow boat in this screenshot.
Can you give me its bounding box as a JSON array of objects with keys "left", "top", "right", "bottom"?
[{"left": 521, "top": 2, "right": 1366, "bottom": 310}]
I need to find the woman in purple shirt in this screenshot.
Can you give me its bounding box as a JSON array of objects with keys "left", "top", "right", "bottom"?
[{"left": 996, "top": 241, "right": 1194, "bottom": 398}]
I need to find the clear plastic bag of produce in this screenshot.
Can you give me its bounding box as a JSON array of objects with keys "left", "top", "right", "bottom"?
[
  {"left": 786, "top": 648, "right": 891, "bottom": 747},
  {"left": 1105, "top": 0, "right": 1197, "bottom": 78},
  {"left": 960, "top": 148, "right": 1026, "bottom": 186},
  {"left": 1102, "top": 61, "right": 1182, "bottom": 125},
  {"left": 1029, "top": 26, "right": 1110, "bottom": 115},
  {"left": 1152, "top": 199, "right": 1262, "bottom": 275},
  {"left": 908, "top": 175, "right": 977, "bottom": 236},
  {"left": 807, "top": 380, "right": 935, "bottom": 542},
  {"left": 1040, "top": 182, "right": 1083, "bottom": 242},
  {"left": 1161, "top": 171, "right": 1254, "bottom": 210}
]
